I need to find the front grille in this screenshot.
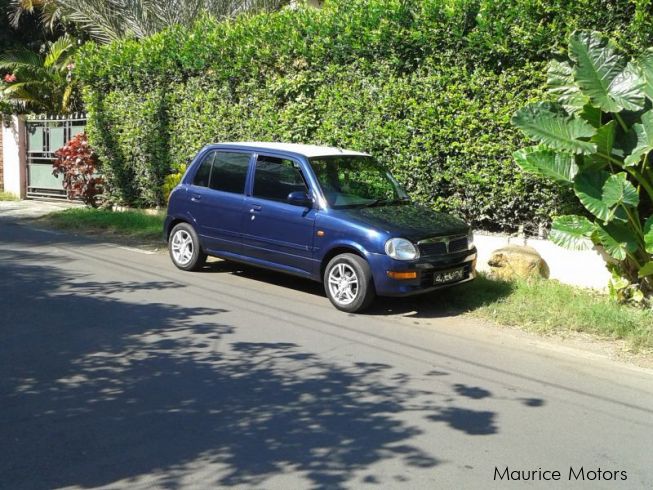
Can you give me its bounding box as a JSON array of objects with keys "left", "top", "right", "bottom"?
[
  {"left": 449, "top": 236, "right": 468, "bottom": 253},
  {"left": 418, "top": 242, "right": 448, "bottom": 256},
  {"left": 418, "top": 235, "right": 468, "bottom": 256}
]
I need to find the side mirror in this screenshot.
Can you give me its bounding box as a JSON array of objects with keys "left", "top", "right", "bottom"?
[{"left": 287, "top": 191, "right": 313, "bottom": 208}]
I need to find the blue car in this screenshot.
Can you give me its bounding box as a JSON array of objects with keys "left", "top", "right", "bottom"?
[{"left": 165, "top": 142, "right": 476, "bottom": 312}]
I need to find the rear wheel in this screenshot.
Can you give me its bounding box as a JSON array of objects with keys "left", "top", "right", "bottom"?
[
  {"left": 324, "top": 253, "right": 376, "bottom": 313},
  {"left": 169, "top": 222, "right": 207, "bottom": 271}
]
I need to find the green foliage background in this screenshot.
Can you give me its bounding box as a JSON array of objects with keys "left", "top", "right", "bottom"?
[{"left": 77, "top": 0, "right": 653, "bottom": 231}]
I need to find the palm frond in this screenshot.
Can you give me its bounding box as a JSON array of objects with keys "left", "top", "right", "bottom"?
[
  {"left": 0, "top": 50, "right": 44, "bottom": 69},
  {"left": 44, "top": 35, "right": 76, "bottom": 68}
]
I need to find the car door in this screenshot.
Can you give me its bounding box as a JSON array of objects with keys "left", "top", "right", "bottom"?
[
  {"left": 242, "top": 154, "right": 317, "bottom": 275},
  {"left": 187, "top": 149, "right": 252, "bottom": 255}
]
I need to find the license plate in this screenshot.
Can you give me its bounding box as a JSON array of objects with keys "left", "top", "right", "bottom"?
[{"left": 433, "top": 267, "right": 465, "bottom": 285}]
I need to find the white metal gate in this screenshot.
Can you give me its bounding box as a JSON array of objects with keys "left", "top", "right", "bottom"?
[{"left": 25, "top": 114, "right": 86, "bottom": 199}]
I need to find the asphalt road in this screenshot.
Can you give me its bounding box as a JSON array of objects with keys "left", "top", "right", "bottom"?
[{"left": 1, "top": 219, "right": 653, "bottom": 490}]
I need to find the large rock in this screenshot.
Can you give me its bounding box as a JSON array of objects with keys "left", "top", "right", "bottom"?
[{"left": 488, "top": 244, "right": 549, "bottom": 281}]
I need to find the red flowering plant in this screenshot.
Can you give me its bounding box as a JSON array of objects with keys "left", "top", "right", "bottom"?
[{"left": 52, "top": 132, "right": 103, "bottom": 207}]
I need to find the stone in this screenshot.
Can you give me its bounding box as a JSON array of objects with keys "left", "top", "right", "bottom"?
[{"left": 488, "top": 244, "right": 549, "bottom": 280}]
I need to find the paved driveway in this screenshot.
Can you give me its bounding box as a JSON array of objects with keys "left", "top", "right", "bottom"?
[{"left": 1, "top": 219, "right": 652, "bottom": 489}]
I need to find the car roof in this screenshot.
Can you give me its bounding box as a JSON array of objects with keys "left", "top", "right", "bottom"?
[{"left": 213, "top": 142, "right": 370, "bottom": 158}]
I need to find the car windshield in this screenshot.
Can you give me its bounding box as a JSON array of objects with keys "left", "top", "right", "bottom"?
[{"left": 309, "top": 155, "right": 409, "bottom": 208}]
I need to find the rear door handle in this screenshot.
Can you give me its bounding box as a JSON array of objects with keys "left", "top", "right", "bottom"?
[
  {"left": 191, "top": 193, "right": 202, "bottom": 202},
  {"left": 249, "top": 204, "right": 262, "bottom": 213}
]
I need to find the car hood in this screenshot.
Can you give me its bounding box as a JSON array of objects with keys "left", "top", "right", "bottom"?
[{"left": 335, "top": 204, "right": 469, "bottom": 241}]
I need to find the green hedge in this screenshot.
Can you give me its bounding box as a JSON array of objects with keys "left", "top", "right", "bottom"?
[{"left": 77, "top": 0, "right": 653, "bottom": 231}]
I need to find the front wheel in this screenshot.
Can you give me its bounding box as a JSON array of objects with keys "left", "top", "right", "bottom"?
[
  {"left": 324, "top": 253, "right": 376, "bottom": 313},
  {"left": 169, "top": 222, "right": 207, "bottom": 271}
]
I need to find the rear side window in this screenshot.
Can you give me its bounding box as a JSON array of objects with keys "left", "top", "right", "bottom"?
[
  {"left": 253, "top": 156, "right": 307, "bottom": 202},
  {"left": 192, "top": 152, "right": 215, "bottom": 187},
  {"left": 209, "top": 152, "right": 251, "bottom": 194}
]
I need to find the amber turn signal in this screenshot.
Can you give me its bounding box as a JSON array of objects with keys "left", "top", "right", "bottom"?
[{"left": 387, "top": 271, "right": 417, "bottom": 280}]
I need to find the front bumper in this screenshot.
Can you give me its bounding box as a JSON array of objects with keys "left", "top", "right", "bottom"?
[{"left": 369, "top": 247, "right": 477, "bottom": 297}]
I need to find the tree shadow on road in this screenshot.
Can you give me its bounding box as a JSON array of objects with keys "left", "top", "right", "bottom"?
[{"left": 0, "top": 247, "right": 540, "bottom": 490}]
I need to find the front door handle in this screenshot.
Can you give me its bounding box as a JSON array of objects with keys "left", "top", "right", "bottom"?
[
  {"left": 249, "top": 204, "right": 262, "bottom": 213},
  {"left": 191, "top": 193, "right": 202, "bottom": 202}
]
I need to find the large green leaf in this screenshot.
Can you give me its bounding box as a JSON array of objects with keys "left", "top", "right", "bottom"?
[
  {"left": 636, "top": 49, "right": 653, "bottom": 102},
  {"left": 592, "top": 121, "right": 616, "bottom": 157},
  {"left": 644, "top": 216, "right": 653, "bottom": 254},
  {"left": 596, "top": 222, "right": 639, "bottom": 260},
  {"left": 602, "top": 172, "right": 639, "bottom": 208},
  {"left": 511, "top": 102, "right": 597, "bottom": 154},
  {"left": 624, "top": 110, "right": 653, "bottom": 166},
  {"left": 550, "top": 215, "right": 595, "bottom": 250},
  {"left": 546, "top": 59, "right": 588, "bottom": 113},
  {"left": 513, "top": 146, "right": 578, "bottom": 184},
  {"left": 569, "top": 31, "right": 645, "bottom": 113},
  {"left": 579, "top": 104, "right": 602, "bottom": 128},
  {"left": 585, "top": 121, "right": 616, "bottom": 169},
  {"left": 574, "top": 171, "right": 611, "bottom": 220},
  {"left": 639, "top": 261, "right": 653, "bottom": 278}
]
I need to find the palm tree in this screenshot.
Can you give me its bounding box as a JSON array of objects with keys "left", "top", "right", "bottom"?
[
  {"left": 9, "top": 0, "right": 60, "bottom": 32},
  {"left": 9, "top": 0, "right": 290, "bottom": 43},
  {"left": 0, "top": 34, "right": 78, "bottom": 113}
]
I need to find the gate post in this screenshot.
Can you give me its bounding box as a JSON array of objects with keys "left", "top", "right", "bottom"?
[{"left": 2, "top": 115, "right": 26, "bottom": 199}]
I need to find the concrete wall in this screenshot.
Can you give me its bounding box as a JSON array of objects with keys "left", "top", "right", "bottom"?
[
  {"left": 474, "top": 231, "right": 611, "bottom": 290},
  {"left": 1, "top": 115, "right": 26, "bottom": 199}
]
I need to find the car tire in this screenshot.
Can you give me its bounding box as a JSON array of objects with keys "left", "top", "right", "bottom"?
[
  {"left": 168, "top": 222, "right": 207, "bottom": 271},
  {"left": 324, "top": 253, "right": 376, "bottom": 313}
]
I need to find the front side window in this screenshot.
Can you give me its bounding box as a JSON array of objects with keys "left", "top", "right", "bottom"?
[
  {"left": 253, "top": 155, "right": 308, "bottom": 202},
  {"left": 309, "top": 155, "right": 408, "bottom": 208},
  {"left": 192, "top": 151, "right": 215, "bottom": 187},
  {"left": 209, "top": 151, "right": 252, "bottom": 194}
]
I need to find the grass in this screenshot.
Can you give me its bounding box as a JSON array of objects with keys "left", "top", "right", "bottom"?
[
  {"left": 0, "top": 191, "right": 19, "bottom": 201},
  {"left": 437, "top": 274, "right": 653, "bottom": 352},
  {"left": 38, "top": 207, "right": 653, "bottom": 352},
  {"left": 40, "top": 207, "right": 165, "bottom": 242}
]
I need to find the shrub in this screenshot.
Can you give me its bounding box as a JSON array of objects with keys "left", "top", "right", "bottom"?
[
  {"left": 52, "top": 132, "right": 103, "bottom": 206},
  {"left": 162, "top": 164, "right": 186, "bottom": 201},
  {"left": 76, "top": 0, "right": 653, "bottom": 229},
  {"left": 512, "top": 31, "right": 653, "bottom": 299}
]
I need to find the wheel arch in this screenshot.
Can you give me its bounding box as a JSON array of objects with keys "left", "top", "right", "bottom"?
[
  {"left": 320, "top": 244, "right": 368, "bottom": 281},
  {"left": 166, "top": 218, "right": 188, "bottom": 239}
]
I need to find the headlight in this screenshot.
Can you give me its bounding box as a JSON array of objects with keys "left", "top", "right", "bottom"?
[
  {"left": 385, "top": 238, "right": 419, "bottom": 260},
  {"left": 468, "top": 229, "right": 475, "bottom": 250}
]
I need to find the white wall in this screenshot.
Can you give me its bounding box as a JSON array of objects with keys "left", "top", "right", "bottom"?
[
  {"left": 474, "top": 231, "right": 611, "bottom": 290},
  {"left": 1, "top": 115, "right": 26, "bottom": 199}
]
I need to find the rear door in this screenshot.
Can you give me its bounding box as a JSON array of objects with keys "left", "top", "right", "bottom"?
[
  {"left": 188, "top": 149, "right": 252, "bottom": 254},
  {"left": 242, "top": 154, "right": 316, "bottom": 275}
]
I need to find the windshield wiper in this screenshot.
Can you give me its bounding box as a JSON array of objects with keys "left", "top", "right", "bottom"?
[
  {"left": 365, "top": 198, "right": 410, "bottom": 207},
  {"left": 365, "top": 199, "right": 389, "bottom": 207}
]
